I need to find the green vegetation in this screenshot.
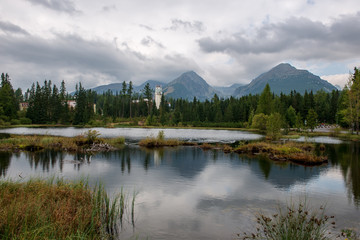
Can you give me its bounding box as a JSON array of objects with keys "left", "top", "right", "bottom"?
[
  {"left": 139, "top": 130, "right": 184, "bottom": 147},
  {"left": 266, "top": 112, "right": 282, "bottom": 140},
  {"left": 1, "top": 69, "right": 360, "bottom": 136},
  {"left": 0, "top": 130, "right": 124, "bottom": 152},
  {"left": 233, "top": 141, "right": 327, "bottom": 165},
  {"left": 240, "top": 201, "right": 336, "bottom": 240},
  {"left": 0, "top": 178, "right": 133, "bottom": 240}
]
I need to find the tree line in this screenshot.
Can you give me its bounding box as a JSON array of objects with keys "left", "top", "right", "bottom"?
[{"left": 0, "top": 69, "right": 359, "bottom": 134}]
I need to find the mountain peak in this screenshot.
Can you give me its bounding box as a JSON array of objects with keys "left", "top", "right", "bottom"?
[
  {"left": 270, "top": 63, "right": 297, "bottom": 73},
  {"left": 234, "top": 63, "right": 337, "bottom": 97},
  {"left": 164, "top": 71, "right": 216, "bottom": 100}
]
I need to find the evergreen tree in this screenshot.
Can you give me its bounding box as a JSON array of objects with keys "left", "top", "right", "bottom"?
[
  {"left": 285, "top": 105, "right": 296, "bottom": 127},
  {"left": 306, "top": 108, "right": 318, "bottom": 132},
  {"left": 295, "top": 112, "right": 303, "bottom": 131},
  {"left": 73, "top": 83, "right": 87, "bottom": 125},
  {"left": 128, "top": 81, "right": 133, "bottom": 118},
  {"left": 0, "top": 73, "right": 19, "bottom": 120},
  {"left": 257, "top": 84, "right": 273, "bottom": 115},
  {"left": 345, "top": 68, "right": 360, "bottom": 134},
  {"left": 143, "top": 83, "right": 153, "bottom": 115},
  {"left": 121, "top": 81, "right": 127, "bottom": 118}
]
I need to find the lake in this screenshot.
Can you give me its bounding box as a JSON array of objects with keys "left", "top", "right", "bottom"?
[{"left": 0, "top": 128, "right": 359, "bottom": 239}]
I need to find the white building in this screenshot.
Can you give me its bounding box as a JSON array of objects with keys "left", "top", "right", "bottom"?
[{"left": 155, "top": 86, "right": 162, "bottom": 109}]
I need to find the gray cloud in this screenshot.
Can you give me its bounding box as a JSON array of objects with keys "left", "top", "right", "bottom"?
[
  {"left": 141, "top": 36, "right": 164, "bottom": 48},
  {"left": 167, "top": 19, "right": 205, "bottom": 33},
  {"left": 0, "top": 21, "right": 29, "bottom": 35},
  {"left": 25, "top": 0, "right": 80, "bottom": 14},
  {"left": 139, "top": 24, "right": 154, "bottom": 31},
  {"left": 198, "top": 12, "right": 360, "bottom": 61},
  {"left": 0, "top": 32, "right": 197, "bottom": 91},
  {"left": 102, "top": 4, "right": 117, "bottom": 12}
]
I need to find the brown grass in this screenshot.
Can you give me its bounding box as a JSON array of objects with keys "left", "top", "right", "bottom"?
[
  {"left": 0, "top": 179, "right": 99, "bottom": 239},
  {"left": 234, "top": 141, "right": 327, "bottom": 165},
  {"left": 139, "top": 137, "right": 183, "bottom": 147},
  {"left": 0, "top": 134, "right": 125, "bottom": 152},
  {"left": 0, "top": 178, "right": 131, "bottom": 240}
]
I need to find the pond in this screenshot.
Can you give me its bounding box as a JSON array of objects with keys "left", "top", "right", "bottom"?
[
  {"left": 0, "top": 127, "right": 263, "bottom": 143},
  {"left": 0, "top": 134, "right": 359, "bottom": 239}
]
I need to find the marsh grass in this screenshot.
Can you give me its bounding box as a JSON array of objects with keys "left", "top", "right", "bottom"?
[
  {"left": 0, "top": 133, "right": 125, "bottom": 152},
  {"left": 139, "top": 130, "right": 184, "bottom": 147},
  {"left": 233, "top": 141, "right": 326, "bottom": 165},
  {"left": 0, "top": 177, "right": 133, "bottom": 240},
  {"left": 240, "top": 201, "right": 336, "bottom": 240}
]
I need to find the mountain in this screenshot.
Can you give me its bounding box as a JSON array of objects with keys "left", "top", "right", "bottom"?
[
  {"left": 233, "top": 63, "right": 337, "bottom": 97},
  {"left": 133, "top": 80, "right": 165, "bottom": 93},
  {"left": 214, "top": 83, "right": 245, "bottom": 97},
  {"left": 90, "top": 80, "right": 165, "bottom": 94},
  {"left": 163, "top": 71, "right": 218, "bottom": 100},
  {"left": 90, "top": 83, "right": 124, "bottom": 94}
]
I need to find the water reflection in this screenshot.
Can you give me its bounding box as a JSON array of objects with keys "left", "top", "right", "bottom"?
[
  {"left": 327, "top": 142, "right": 360, "bottom": 206},
  {"left": 0, "top": 152, "right": 11, "bottom": 177},
  {"left": 0, "top": 143, "right": 359, "bottom": 239}
]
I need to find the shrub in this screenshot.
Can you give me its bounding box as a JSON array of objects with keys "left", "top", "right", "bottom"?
[
  {"left": 85, "top": 129, "right": 101, "bottom": 144},
  {"left": 266, "top": 113, "right": 282, "bottom": 140},
  {"left": 19, "top": 117, "right": 32, "bottom": 124},
  {"left": 157, "top": 130, "right": 165, "bottom": 141},
  {"left": 240, "top": 201, "right": 335, "bottom": 240},
  {"left": 10, "top": 119, "right": 21, "bottom": 125},
  {"left": 251, "top": 113, "right": 268, "bottom": 130}
]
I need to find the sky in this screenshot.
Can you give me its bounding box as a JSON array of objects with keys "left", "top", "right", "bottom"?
[{"left": 1, "top": 0, "right": 360, "bottom": 92}]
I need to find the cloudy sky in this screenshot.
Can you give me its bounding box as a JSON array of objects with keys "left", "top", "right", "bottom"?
[{"left": 1, "top": 0, "right": 360, "bottom": 91}]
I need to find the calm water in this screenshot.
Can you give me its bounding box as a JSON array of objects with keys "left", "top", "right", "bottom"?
[
  {"left": 0, "top": 128, "right": 360, "bottom": 239},
  {"left": 0, "top": 127, "right": 262, "bottom": 143},
  {"left": 1, "top": 138, "right": 359, "bottom": 239}
]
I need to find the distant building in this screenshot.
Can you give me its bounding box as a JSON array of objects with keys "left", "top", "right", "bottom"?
[
  {"left": 67, "top": 100, "right": 76, "bottom": 109},
  {"left": 66, "top": 100, "right": 96, "bottom": 113},
  {"left": 155, "top": 86, "right": 162, "bottom": 109},
  {"left": 19, "top": 102, "right": 29, "bottom": 111}
]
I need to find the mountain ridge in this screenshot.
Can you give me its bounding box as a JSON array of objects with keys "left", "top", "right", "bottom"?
[
  {"left": 233, "top": 63, "right": 337, "bottom": 97},
  {"left": 88, "top": 63, "right": 337, "bottom": 99}
]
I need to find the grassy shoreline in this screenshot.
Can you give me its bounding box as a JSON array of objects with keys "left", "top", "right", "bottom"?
[
  {"left": 0, "top": 177, "right": 132, "bottom": 240},
  {"left": 0, "top": 127, "right": 341, "bottom": 166},
  {"left": 0, "top": 132, "right": 125, "bottom": 152}
]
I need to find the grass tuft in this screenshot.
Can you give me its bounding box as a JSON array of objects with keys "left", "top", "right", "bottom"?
[
  {"left": 239, "top": 200, "right": 336, "bottom": 240},
  {"left": 0, "top": 177, "right": 132, "bottom": 240},
  {"left": 234, "top": 141, "right": 327, "bottom": 165}
]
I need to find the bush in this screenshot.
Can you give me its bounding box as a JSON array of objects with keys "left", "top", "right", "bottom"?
[
  {"left": 19, "top": 117, "right": 32, "bottom": 124},
  {"left": 266, "top": 113, "right": 282, "bottom": 140},
  {"left": 240, "top": 201, "right": 335, "bottom": 240},
  {"left": 10, "top": 119, "right": 21, "bottom": 125},
  {"left": 85, "top": 129, "right": 101, "bottom": 144},
  {"left": 251, "top": 113, "right": 268, "bottom": 130}
]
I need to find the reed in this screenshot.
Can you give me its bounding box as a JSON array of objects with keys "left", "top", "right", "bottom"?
[
  {"left": 0, "top": 177, "right": 133, "bottom": 240},
  {"left": 240, "top": 200, "right": 336, "bottom": 240}
]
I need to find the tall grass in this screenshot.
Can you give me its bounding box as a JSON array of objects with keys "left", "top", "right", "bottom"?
[
  {"left": 240, "top": 200, "right": 335, "bottom": 240},
  {"left": 0, "top": 133, "right": 125, "bottom": 152},
  {"left": 0, "top": 177, "right": 134, "bottom": 240},
  {"left": 139, "top": 130, "right": 184, "bottom": 147}
]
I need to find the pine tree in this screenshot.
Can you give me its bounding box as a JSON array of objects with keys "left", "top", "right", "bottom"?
[
  {"left": 285, "top": 105, "right": 296, "bottom": 127},
  {"left": 121, "top": 81, "right": 127, "bottom": 118},
  {"left": 306, "top": 108, "right": 318, "bottom": 132},
  {"left": 0, "top": 73, "right": 19, "bottom": 120},
  {"left": 143, "top": 83, "right": 153, "bottom": 115},
  {"left": 127, "top": 81, "right": 133, "bottom": 118},
  {"left": 346, "top": 68, "right": 360, "bottom": 134},
  {"left": 257, "top": 84, "right": 273, "bottom": 115}
]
